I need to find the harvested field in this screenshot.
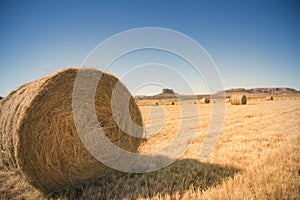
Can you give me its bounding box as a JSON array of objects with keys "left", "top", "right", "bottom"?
[{"left": 0, "top": 96, "right": 299, "bottom": 199}]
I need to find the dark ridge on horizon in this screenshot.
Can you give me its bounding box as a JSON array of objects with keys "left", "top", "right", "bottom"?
[
  {"left": 223, "top": 87, "right": 299, "bottom": 94},
  {"left": 135, "top": 87, "right": 299, "bottom": 99}
]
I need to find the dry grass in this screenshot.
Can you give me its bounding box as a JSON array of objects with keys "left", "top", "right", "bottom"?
[{"left": 1, "top": 96, "right": 300, "bottom": 199}]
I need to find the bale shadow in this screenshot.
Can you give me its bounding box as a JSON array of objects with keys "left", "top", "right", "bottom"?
[{"left": 50, "top": 158, "right": 240, "bottom": 199}]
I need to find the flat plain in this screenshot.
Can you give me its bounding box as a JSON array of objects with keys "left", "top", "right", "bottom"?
[{"left": 1, "top": 95, "right": 299, "bottom": 199}]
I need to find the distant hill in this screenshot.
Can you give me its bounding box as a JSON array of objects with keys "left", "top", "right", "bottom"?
[
  {"left": 136, "top": 88, "right": 209, "bottom": 100},
  {"left": 224, "top": 87, "right": 299, "bottom": 94},
  {"left": 135, "top": 87, "right": 299, "bottom": 100},
  {"left": 136, "top": 88, "right": 178, "bottom": 100}
]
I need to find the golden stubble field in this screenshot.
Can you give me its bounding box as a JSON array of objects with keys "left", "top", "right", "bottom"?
[{"left": 0, "top": 96, "right": 299, "bottom": 199}]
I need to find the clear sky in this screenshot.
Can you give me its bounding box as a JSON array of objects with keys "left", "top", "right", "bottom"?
[{"left": 0, "top": 0, "right": 299, "bottom": 96}]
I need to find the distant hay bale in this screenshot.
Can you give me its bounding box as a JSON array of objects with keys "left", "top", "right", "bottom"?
[
  {"left": 230, "top": 95, "right": 247, "bottom": 105},
  {"left": 266, "top": 96, "right": 273, "bottom": 101},
  {"left": 0, "top": 68, "right": 144, "bottom": 194},
  {"left": 200, "top": 98, "right": 210, "bottom": 104}
]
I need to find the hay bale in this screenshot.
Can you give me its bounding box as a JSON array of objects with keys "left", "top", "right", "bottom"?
[
  {"left": 200, "top": 97, "right": 210, "bottom": 104},
  {"left": 266, "top": 96, "right": 273, "bottom": 101},
  {"left": 0, "top": 68, "right": 144, "bottom": 194},
  {"left": 230, "top": 95, "right": 247, "bottom": 105}
]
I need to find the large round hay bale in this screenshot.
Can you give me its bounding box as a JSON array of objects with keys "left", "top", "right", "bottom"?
[
  {"left": 200, "top": 97, "right": 210, "bottom": 104},
  {"left": 230, "top": 95, "right": 247, "bottom": 105},
  {"left": 0, "top": 68, "right": 144, "bottom": 194}
]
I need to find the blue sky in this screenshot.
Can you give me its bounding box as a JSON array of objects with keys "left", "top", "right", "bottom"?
[{"left": 0, "top": 0, "right": 299, "bottom": 96}]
